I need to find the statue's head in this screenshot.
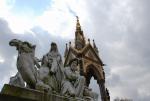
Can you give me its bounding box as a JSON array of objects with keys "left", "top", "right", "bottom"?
[
  {"left": 9, "top": 39, "right": 22, "bottom": 51},
  {"left": 9, "top": 39, "right": 36, "bottom": 53},
  {"left": 9, "top": 39, "right": 22, "bottom": 47},
  {"left": 69, "top": 58, "right": 78, "bottom": 71},
  {"left": 50, "top": 42, "right": 58, "bottom": 52}
]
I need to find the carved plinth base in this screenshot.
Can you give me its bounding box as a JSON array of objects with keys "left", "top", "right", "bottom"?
[{"left": 0, "top": 84, "right": 84, "bottom": 101}]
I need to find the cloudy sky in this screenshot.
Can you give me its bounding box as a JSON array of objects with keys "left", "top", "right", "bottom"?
[{"left": 0, "top": 0, "right": 150, "bottom": 100}]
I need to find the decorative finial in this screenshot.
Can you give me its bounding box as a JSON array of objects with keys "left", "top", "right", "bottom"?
[
  {"left": 93, "top": 39, "right": 96, "bottom": 47},
  {"left": 69, "top": 41, "right": 71, "bottom": 47},
  {"left": 66, "top": 43, "right": 68, "bottom": 48},
  {"left": 88, "top": 38, "right": 90, "bottom": 43},
  {"left": 93, "top": 39, "right": 99, "bottom": 54},
  {"left": 76, "top": 16, "right": 81, "bottom": 30},
  {"left": 64, "top": 43, "right": 69, "bottom": 58},
  {"left": 76, "top": 16, "right": 79, "bottom": 21}
]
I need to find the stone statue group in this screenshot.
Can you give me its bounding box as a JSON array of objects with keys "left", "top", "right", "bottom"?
[{"left": 9, "top": 39, "right": 96, "bottom": 101}]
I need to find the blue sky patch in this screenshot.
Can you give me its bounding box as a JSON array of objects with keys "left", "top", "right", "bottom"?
[{"left": 11, "top": 0, "right": 51, "bottom": 16}]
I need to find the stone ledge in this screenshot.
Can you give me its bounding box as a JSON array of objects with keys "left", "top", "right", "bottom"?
[
  {"left": 0, "top": 93, "right": 36, "bottom": 101},
  {"left": 1, "top": 84, "right": 84, "bottom": 101}
]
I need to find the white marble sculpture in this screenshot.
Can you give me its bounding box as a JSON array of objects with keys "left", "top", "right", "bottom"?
[
  {"left": 61, "top": 58, "right": 85, "bottom": 97},
  {"left": 9, "top": 39, "right": 50, "bottom": 91},
  {"left": 9, "top": 39, "right": 95, "bottom": 100}
]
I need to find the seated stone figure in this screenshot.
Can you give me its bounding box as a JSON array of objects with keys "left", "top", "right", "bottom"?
[
  {"left": 38, "top": 42, "right": 64, "bottom": 93},
  {"left": 61, "top": 58, "right": 85, "bottom": 97}
]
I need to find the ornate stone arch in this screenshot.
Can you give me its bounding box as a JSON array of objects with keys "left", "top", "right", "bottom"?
[
  {"left": 85, "top": 64, "right": 102, "bottom": 86},
  {"left": 85, "top": 64, "right": 109, "bottom": 101}
]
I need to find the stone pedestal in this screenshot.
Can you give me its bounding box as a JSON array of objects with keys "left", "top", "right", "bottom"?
[{"left": 0, "top": 84, "right": 84, "bottom": 101}]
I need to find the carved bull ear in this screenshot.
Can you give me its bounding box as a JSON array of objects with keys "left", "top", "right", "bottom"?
[{"left": 23, "top": 41, "right": 33, "bottom": 48}]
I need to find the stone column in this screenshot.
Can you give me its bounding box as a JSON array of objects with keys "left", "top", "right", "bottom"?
[
  {"left": 99, "top": 80, "right": 109, "bottom": 101},
  {"left": 78, "top": 56, "right": 84, "bottom": 76}
]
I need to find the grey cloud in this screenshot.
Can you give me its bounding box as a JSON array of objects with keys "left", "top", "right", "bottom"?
[
  {"left": 0, "top": 18, "right": 69, "bottom": 89},
  {"left": 0, "top": 0, "right": 150, "bottom": 100},
  {"left": 106, "top": 73, "right": 121, "bottom": 87},
  {"left": 83, "top": 0, "right": 150, "bottom": 100},
  {"left": 0, "top": 18, "right": 12, "bottom": 35}
]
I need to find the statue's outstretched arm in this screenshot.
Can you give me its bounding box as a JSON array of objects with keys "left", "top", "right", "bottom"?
[{"left": 65, "top": 69, "right": 78, "bottom": 81}]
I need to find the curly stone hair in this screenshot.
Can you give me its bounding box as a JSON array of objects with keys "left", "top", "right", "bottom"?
[{"left": 68, "top": 58, "right": 78, "bottom": 66}]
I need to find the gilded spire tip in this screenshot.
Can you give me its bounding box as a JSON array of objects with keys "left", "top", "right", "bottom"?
[
  {"left": 76, "top": 16, "right": 79, "bottom": 20},
  {"left": 76, "top": 16, "right": 81, "bottom": 30}
]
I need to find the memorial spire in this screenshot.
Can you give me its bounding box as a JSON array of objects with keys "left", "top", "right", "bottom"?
[{"left": 75, "top": 16, "right": 85, "bottom": 50}]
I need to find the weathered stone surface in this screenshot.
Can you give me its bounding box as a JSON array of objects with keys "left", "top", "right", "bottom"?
[
  {"left": 1, "top": 84, "right": 84, "bottom": 101},
  {"left": 0, "top": 93, "right": 36, "bottom": 101}
]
